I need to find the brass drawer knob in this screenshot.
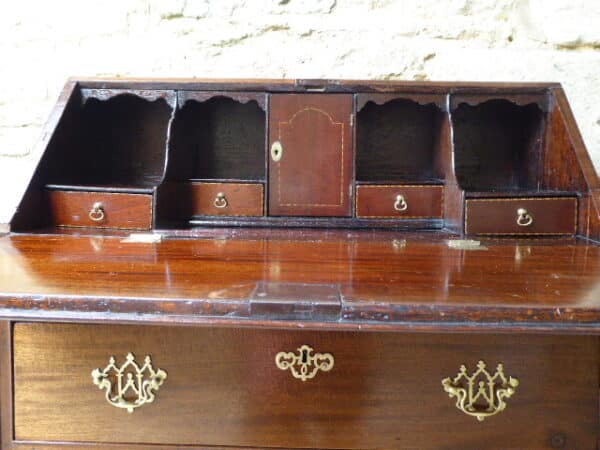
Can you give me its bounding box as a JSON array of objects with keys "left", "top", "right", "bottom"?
[
  {"left": 394, "top": 194, "right": 408, "bottom": 211},
  {"left": 92, "top": 353, "right": 167, "bottom": 413},
  {"left": 89, "top": 202, "right": 105, "bottom": 222},
  {"left": 442, "top": 360, "right": 519, "bottom": 422},
  {"left": 516, "top": 208, "right": 533, "bottom": 227},
  {"left": 275, "top": 344, "right": 334, "bottom": 381},
  {"left": 214, "top": 192, "right": 228, "bottom": 208}
]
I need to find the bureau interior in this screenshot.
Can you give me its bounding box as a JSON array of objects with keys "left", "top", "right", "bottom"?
[
  {"left": 13, "top": 81, "right": 596, "bottom": 236},
  {"left": 356, "top": 97, "right": 445, "bottom": 183},
  {"left": 44, "top": 92, "right": 173, "bottom": 190}
]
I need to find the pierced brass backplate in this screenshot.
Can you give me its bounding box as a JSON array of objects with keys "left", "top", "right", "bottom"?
[
  {"left": 442, "top": 360, "right": 519, "bottom": 422},
  {"left": 275, "top": 344, "right": 334, "bottom": 381},
  {"left": 92, "top": 353, "right": 167, "bottom": 413}
]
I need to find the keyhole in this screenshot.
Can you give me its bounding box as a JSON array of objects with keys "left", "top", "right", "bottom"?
[
  {"left": 271, "top": 141, "right": 283, "bottom": 161},
  {"left": 301, "top": 349, "right": 308, "bottom": 364}
]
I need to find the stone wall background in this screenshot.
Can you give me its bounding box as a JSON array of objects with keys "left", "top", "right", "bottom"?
[{"left": 1, "top": 0, "right": 599, "bottom": 225}]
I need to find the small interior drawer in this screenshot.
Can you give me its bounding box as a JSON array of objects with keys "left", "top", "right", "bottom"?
[
  {"left": 13, "top": 323, "right": 597, "bottom": 449},
  {"left": 47, "top": 190, "right": 153, "bottom": 230},
  {"left": 355, "top": 184, "right": 443, "bottom": 218},
  {"left": 465, "top": 197, "right": 577, "bottom": 235},
  {"left": 190, "top": 182, "right": 263, "bottom": 217}
]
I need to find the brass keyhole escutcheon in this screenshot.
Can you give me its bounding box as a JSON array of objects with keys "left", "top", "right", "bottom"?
[
  {"left": 271, "top": 141, "right": 283, "bottom": 162},
  {"left": 275, "top": 345, "right": 334, "bottom": 382},
  {"left": 89, "top": 202, "right": 105, "bottom": 222},
  {"left": 516, "top": 208, "right": 533, "bottom": 227},
  {"left": 394, "top": 194, "right": 408, "bottom": 212},
  {"left": 214, "top": 193, "right": 228, "bottom": 209}
]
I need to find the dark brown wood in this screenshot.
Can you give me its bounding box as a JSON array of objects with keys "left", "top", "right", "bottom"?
[
  {"left": 13, "top": 323, "right": 598, "bottom": 449},
  {"left": 46, "top": 190, "right": 153, "bottom": 230},
  {"left": 356, "top": 92, "right": 447, "bottom": 111},
  {"left": 5, "top": 78, "right": 600, "bottom": 448},
  {"left": 355, "top": 184, "right": 443, "bottom": 218},
  {"left": 356, "top": 98, "right": 444, "bottom": 183},
  {"left": 0, "top": 322, "right": 13, "bottom": 450},
  {"left": 465, "top": 197, "right": 577, "bottom": 235},
  {"left": 178, "top": 91, "right": 267, "bottom": 111},
  {"left": 189, "top": 182, "right": 263, "bottom": 217},
  {"left": 167, "top": 95, "right": 266, "bottom": 182},
  {"left": 268, "top": 94, "right": 353, "bottom": 217},
  {"left": 1, "top": 232, "right": 600, "bottom": 331}
]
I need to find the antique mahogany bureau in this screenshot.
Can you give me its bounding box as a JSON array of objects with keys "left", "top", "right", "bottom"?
[{"left": 1, "top": 78, "right": 600, "bottom": 449}]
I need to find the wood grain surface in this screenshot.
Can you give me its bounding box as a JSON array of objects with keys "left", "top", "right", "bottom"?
[
  {"left": 268, "top": 94, "right": 353, "bottom": 217},
  {"left": 13, "top": 323, "right": 598, "bottom": 449},
  {"left": 465, "top": 197, "right": 577, "bottom": 235},
  {"left": 46, "top": 190, "right": 153, "bottom": 230},
  {"left": 1, "top": 232, "right": 600, "bottom": 330},
  {"left": 189, "top": 182, "right": 264, "bottom": 217},
  {"left": 355, "top": 184, "right": 443, "bottom": 218}
]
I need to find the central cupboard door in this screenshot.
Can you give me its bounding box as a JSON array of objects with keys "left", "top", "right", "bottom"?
[{"left": 269, "top": 94, "right": 353, "bottom": 217}]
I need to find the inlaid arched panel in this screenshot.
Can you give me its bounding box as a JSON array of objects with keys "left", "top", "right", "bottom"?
[{"left": 269, "top": 94, "right": 353, "bottom": 217}]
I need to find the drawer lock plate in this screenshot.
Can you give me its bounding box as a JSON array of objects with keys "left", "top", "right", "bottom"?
[
  {"left": 442, "top": 360, "right": 519, "bottom": 422},
  {"left": 92, "top": 353, "right": 167, "bottom": 413}
]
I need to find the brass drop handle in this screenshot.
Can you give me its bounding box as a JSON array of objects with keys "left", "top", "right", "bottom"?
[
  {"left": 271, "top": 141, "right": 283, "bottom": 162},
  {"left": 516, "top": 208, "right": 533, "bottom": 227},
  {"left": 275, "top": 344, "right": 334, "bottom": 382},
  {"left": 91, "top": 353, "right": 167, "bottom": 413},
  {"left": 214, "top": 192, "right": 228, "bottom": 208},
  {"left": 394, "top": 194, "right": 408, "bottom": 212},
  {"left": 89, "top": 202, "right": 105, "bottom": 222},
  {"left": 442, "top": 360, "right": 519, "bottom": 422}
]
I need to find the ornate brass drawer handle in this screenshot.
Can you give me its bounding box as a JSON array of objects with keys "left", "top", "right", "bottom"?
[
  {"left": 275, "top": 344, "right": 334, "bottom": 381},
  {"left": 394, "top": 194, "right": 408, "bottom": 211},
  {"left": 214, "top": 192, "right": 228, "bottom": 208},
  {"left": 442, "top": 360, "right": 519, "bottom": 422},
  {"left": 516, "top": 208, "right": 533, "bottom": 227},
  {"left": 91, "top": 353, "right": 167, "bottom": 413},
  {"left": 89, "top": 202, "right": 105, "bottom": 222}
]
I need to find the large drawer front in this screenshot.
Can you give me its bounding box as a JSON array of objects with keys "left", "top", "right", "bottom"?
[
  {"left": 465, "top": 197, "right": 578, "bottom": 235},
  {"left": 47, "top": 190, "right": 153, "bottom": 230},
  {"left": 13, "top": 323, "right": 597, "bottom": 449},
  {"left": 356, "top": 184, "right": 443, "bottom": 218}
]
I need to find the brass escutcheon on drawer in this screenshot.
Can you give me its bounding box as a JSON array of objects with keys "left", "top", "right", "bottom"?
[{"left": 275, "top": 344, "right": 334, "bottom": 381}]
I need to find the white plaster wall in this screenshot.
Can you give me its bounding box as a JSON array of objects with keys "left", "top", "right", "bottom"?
[{"left": 1, "top": 0, "right": 599, "bottom": 225}]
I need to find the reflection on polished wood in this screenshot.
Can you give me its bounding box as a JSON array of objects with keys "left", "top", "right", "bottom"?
[{"left": 1, "top": 231, "right": 600, "bottom": 331}]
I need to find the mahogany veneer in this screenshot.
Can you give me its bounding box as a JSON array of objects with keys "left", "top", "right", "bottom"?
[{"left": 2, "top": 78, "right": 600, "bottom": 449}]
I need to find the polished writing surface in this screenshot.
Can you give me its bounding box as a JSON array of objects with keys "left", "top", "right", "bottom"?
[{"left": 1, "top": 231, "right": 600, "bottom": 330}]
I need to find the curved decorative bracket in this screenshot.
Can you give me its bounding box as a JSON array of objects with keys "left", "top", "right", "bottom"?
[
  {"left": 275, "top": 344, "right": 334, "bottom": 381},
  {"left": 92, "top": 353, "right": 167, "bottom": 413},
  {"left": 442, "top": 360, "right": 519, "bottom": 422}
]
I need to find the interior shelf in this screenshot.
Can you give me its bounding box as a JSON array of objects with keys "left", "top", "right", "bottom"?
[
  {"left": 356, "top": 98, "right": 444, "bottom": 184},
  {"left": 452, "top": 99, "right": 544, "bottom": 192},
  {"left": 44, "top": 94, "right": 173, "bottom": 190},
  {"left": 167, "top": 96, "right": 266, "bottom": 182}
]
